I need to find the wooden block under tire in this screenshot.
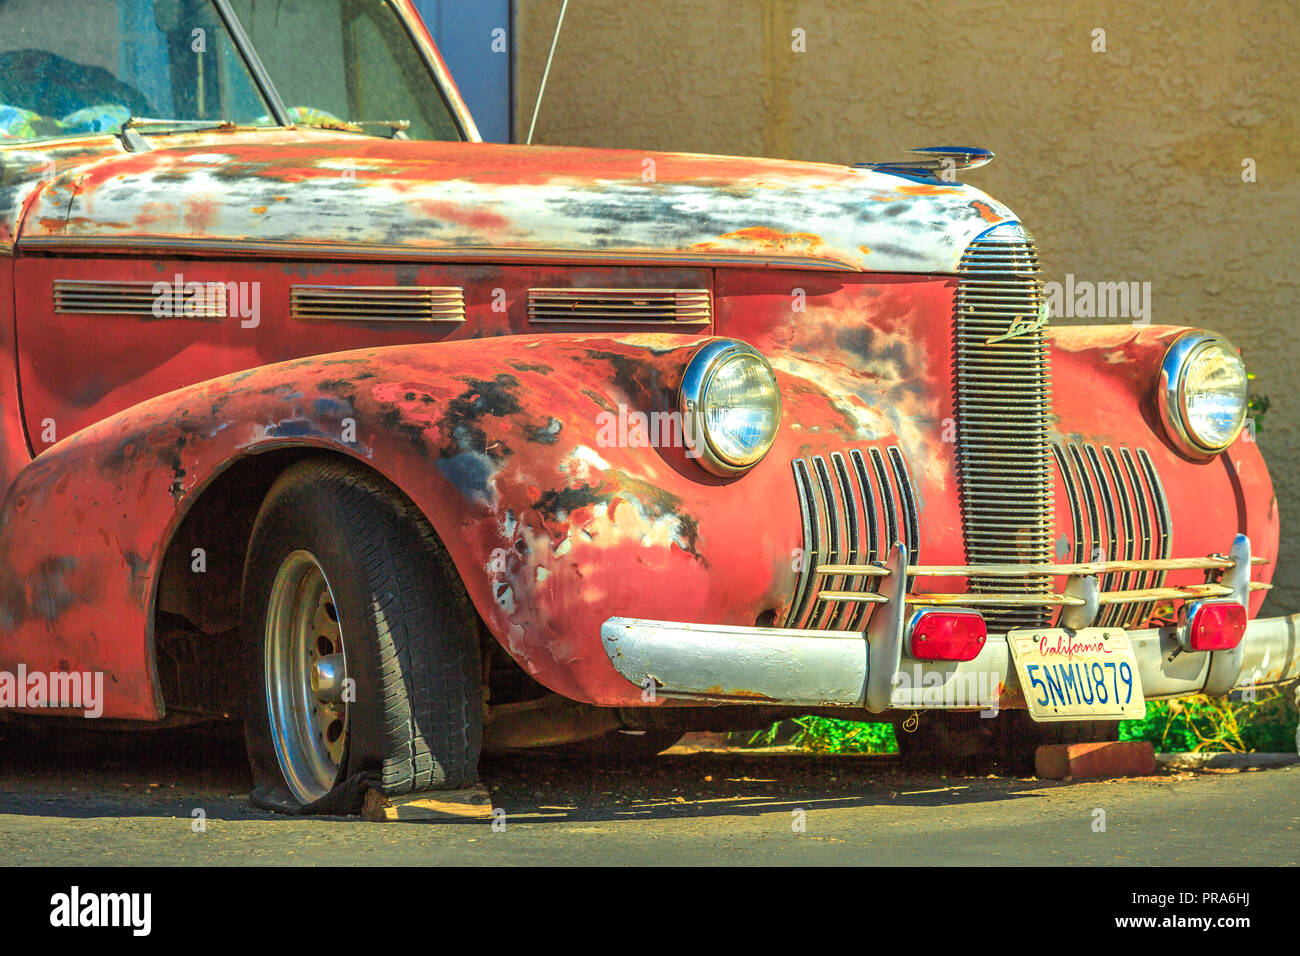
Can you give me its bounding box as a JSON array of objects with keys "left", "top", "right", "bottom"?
[
  {"left": 362, "top": 784, "right": 494, "bottom": 822},
  {"left": 1035, "top": 741, "right": 1156, "bottom": 780}
]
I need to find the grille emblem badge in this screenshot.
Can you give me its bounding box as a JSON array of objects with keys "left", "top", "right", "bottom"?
[{"left": 986, "top": 299, "right": 1049, "bottom": 344}]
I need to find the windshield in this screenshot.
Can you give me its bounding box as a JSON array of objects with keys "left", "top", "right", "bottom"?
[
  {"left": 0, "top": 0, "right": 464, "bottom": 143},
  {"left": 228, "top": 0, "right": 462, "bottom": 140},
  {"left": 0, "top": 0, "right": 274, "bottom": 141}
]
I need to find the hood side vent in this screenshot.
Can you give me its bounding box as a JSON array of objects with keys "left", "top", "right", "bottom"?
[
  {"left": 290, "top": 285, "right": 465, "bottom": 323},
  {"left": 53, "top": 279, "right": 227, "bottom": 318},
  {"left": 527, "top": 288, "right": 711, "bottom": 325}
]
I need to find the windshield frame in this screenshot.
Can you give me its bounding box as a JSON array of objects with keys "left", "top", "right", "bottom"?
[
  {"left": 213, "top": 0, "right": 290, "bottom": 127},
  {"left": 219, "top": 0, "right": 478, "bottom": 142},
  {"left": 384, "top": 0, "right": 480, "bottom": 142}
]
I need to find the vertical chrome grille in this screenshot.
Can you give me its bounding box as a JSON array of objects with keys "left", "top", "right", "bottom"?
[
  {"left": 1054, "top": 441, "right": 1173, "bottom": 629},
  {"left": 1055, "top": 442, "right": 1180, "bottom": 629},
  {"left": 786, "top": 445, "right": 921, "bottom": 631},
  {"left": 954, "top": 225, "right": 1053, "bottom": 630}
]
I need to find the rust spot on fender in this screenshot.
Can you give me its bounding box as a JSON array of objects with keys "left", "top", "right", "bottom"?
[
  {"left": 899, "top": 183, "right": 963, "bottom": 196},
  {"left": 714, "top": 225, "right": 825, "bottom": 250},
  {"left": 701, "top": 685, "right": 775, "bottom": 701}
]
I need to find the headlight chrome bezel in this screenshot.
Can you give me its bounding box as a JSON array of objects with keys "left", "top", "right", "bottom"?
[
  {"left": 679, "top": 339, "right": 781, "bottom": 476},
  {"left": 1158, "top": 330, "right": 1248, "bottom": 457}
]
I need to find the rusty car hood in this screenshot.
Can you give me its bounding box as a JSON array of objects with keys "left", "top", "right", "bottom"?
[{"left": 10, "top": 132, "right": 1018, "bottom": 272}]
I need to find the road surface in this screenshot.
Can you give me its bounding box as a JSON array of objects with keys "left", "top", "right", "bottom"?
[{"left": 1, "top": 722, "right": 1295, "bottom": 865}]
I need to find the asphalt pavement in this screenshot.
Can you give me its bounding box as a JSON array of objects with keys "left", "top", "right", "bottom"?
[{"left": 0, "top": 722, "right": 1295, "bottom": 865}]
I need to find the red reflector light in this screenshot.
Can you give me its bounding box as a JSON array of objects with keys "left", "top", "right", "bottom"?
[
  {"left": 908, "top": 609, "right": 987, "bottom": 662},
  {"left": 1186, "top": 600, "right": 1247, "bottom": 651}
]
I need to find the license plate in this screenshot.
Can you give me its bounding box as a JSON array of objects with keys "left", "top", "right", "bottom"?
[{"left": 1007, "top": 627, "right": 1146, "bottom": 721}]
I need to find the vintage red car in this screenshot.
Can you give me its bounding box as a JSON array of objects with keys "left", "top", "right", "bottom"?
[{"left": 0, "top": 0, "right": 1292, "bottom": 811}]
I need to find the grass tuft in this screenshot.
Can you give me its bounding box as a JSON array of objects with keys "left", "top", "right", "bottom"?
[{"left": 735, "top": 683, "right": 1297, "bottom": 755}]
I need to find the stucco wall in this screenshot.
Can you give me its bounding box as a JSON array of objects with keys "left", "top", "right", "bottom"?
[{"left": 513, "top": 0, "right": 1300, "bottom": 613}]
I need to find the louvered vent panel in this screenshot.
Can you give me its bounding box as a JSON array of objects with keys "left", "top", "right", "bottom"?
[
  {"left": 53, "top": 280, "right": 226, "bottom": 318},
  {"left": 290, "top": 285, "right": 465, "bottom": 322},
  {"left": 527, "top": 288, "right": 711, "bottom": 325}
]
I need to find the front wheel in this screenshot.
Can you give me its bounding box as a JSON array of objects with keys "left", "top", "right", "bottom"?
[{"left": 242, "top": 457, "right": 483, "bottom": 813}]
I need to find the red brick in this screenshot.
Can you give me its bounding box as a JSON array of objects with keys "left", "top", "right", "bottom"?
[{"left": 1035, "top": 741, "right": 1156, "bottom": 780}]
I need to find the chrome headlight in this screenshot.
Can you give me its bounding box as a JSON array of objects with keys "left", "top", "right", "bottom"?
[
  {"left": 679, "top": 339, "right": 781, "bottom": 476},
  {"left": 1158, "top": 331, "right": 1248, "bottom": 455}
]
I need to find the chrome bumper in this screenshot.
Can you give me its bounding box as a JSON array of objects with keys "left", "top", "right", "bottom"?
[{"left": 600, "top": 612, "right": 1300, "bottom": 712}]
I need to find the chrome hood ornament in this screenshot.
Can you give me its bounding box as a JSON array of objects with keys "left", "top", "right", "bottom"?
[{"left": 856, "top": 146, "right": 994, "bottom": 179}]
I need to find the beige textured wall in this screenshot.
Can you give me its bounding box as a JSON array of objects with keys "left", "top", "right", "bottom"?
[{"left": 514, "top": 0, "right": 1300, "bottom": 612}]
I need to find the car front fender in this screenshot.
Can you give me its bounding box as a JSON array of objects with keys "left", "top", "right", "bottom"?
[{"left": 0, "top": 333, "right": 825, "bottom": 718}]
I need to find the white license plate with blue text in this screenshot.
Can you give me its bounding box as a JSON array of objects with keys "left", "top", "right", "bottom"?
[{"left": 1007, "top": 628, "right": 1146, "bottom": 721}]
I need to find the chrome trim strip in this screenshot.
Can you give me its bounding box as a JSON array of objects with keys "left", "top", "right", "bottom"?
[
  {"left": 389, "top": 0, "right": 482, "bottom": 142},
  {"left": 1120, "top": 446, "right": 1156, "bottom": 622},
  {"left": 1052, "top": 443, "right": 1085, "bottom": 566},
  {"left": 525, "top": 317, "right": 712, "bottom": 326},
  {"left": 600, "top": 616, "right": 869, "bottom": 708},
  {"left": 214, "top": 0, "right": 291, "bottom": 127},
  {"left": 887, "top": 446, "right": 922, "bottom": 589},
  {"left": 898, "top": 556, "right": 1238, "bottom": 576},
  {"left": 1103, "top": 445, "right": 1138, "bottom": 614},
  {"left": 847, "top": 449, "right": 880, "bottom": 631},
  {"left": 829, "top": 452, "right": 861, "bottom": 632},
  {"left": 811, "top": 456, "right": 842, "bottom": 631},
  {"left": 1138, "top": 458, "right": 1172, "bottom": 566},
  {"left": 1067, "top": 444, "right": 1101, "bottom": 567},
  {"left": 1138, "top": 448, "right": 1174, "bottom": 611},
  {"left": 819, "top": 542, "right": 1252, "bottom": 614},
  {"left": 15, "top": 236, "right": 859, "bottom": 271},
  {"left": 849, "top": 450, "right": 880, "bottom": 563},
  {"left": 1083, "top": 443, "right": 1121, "bottom": 626},
  {"left": 787, "top": 459, "right": 819, "bottom": 630},
  {"left": 598, "top": 611, "right": 1300, "bottom": 710},
  {"left": 868, "top": 447, "right": 898, "bottom": 551}
]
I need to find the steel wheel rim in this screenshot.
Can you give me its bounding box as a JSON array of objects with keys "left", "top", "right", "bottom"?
[{"left": 264, "top": 549, "right": 349, "bottom": 804}]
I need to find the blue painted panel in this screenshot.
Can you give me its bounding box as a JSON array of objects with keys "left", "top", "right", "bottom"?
[{"left": 413, "top": 0, "right": 512, "bottom": 142}]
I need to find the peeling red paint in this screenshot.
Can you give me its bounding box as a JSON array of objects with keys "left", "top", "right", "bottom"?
[{"left": 899, "top": 183, "right": 964, "bottom": 196}]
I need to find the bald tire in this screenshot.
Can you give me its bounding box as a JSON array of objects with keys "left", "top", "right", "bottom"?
[{"left": 242, "top": 456, "right": 482, "bottom": 810}]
